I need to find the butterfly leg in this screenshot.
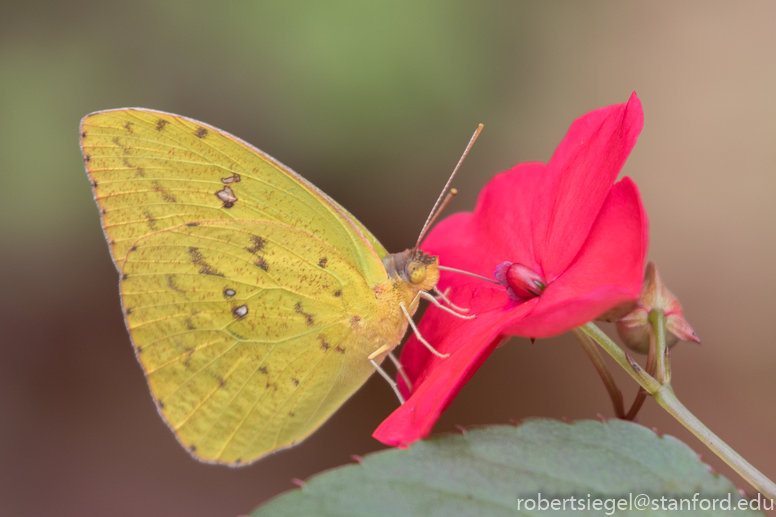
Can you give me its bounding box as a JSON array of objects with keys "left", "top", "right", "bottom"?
[
  {"left": 388, "top": 351, "right": 413, "bottom": 393},
  {"left": 432, "top": 286, "right": 470, "bottom": 313},
  {"left": 399, "top": 302, "right": 450, "bottom": 358},
  {"left": 369, "top": 357, "right": 405, "bottom": 404},
  {"left": 365, "top": 341, "right": 416, "bottom": 393},
  {"left": 420, "top": 291, "right": 475, "bottom": 320}
]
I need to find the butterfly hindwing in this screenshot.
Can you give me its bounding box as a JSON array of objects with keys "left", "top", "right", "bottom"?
[{"left": 122, "top": 220, "right": 383, "bottom": 464}]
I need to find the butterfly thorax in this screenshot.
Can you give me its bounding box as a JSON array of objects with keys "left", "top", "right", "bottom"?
[{"left": 350, "top": 248, "right": 439, "bottom": 366}]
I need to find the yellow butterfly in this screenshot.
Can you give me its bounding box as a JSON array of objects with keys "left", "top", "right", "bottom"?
[{"left": 80, "top": 109, "right": 475, "bottom": 465}]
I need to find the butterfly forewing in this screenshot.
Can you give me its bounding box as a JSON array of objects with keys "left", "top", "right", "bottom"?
[
  {"left": 80, "top": 109, "right": 425, "bottom": 465},
  {"left": 80, "top": 109, "right": 388, "bottom": 285},
  {"left": 121, "top": 220, "right": 382, "bottom": 464}
]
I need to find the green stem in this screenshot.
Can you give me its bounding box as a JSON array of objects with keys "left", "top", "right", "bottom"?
[
  {"left": 650, "top": 310, "right": 668, "bottom": 385},
  {"left": 571, "top": 328, "right": 625, "bottom": 418},
  {"left": 624, "top": 334, "right": 656, "bottom": 421},
  {"left": 580, "top": 323, "right": 661, "bottom": 392},
  {"left": 579, "top": 322, "right": 776, "bottom": 499}
]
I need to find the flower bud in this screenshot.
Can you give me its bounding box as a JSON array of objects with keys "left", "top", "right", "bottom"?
[
  {"left": 494, "top": 262, "right": 547, "bottom": 300},
  {"left": 616, "top": 262, "right": 700, "bottom": 354}
]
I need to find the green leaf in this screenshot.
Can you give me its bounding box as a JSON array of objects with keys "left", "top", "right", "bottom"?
[{"left": 251, "top": 419, "right": 766, "bottom": 516}]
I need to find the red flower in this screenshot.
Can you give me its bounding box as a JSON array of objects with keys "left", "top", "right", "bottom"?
[{"left": 374, "top": 93, "right": 649, "bottom": 447}]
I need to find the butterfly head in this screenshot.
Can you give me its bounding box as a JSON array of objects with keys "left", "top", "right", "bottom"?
[{"left": 383, "top": 249, "right": 439, "bottom": 293}]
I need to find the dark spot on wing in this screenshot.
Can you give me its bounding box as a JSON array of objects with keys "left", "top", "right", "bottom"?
[
  {"left": 335, "top": 346, "right": 345, "bottom": 354},
  {"left": 245, "top": 236, "right": 265, "bottom": 254},
  {"left": 183, "top": 345, "right": 195, "bottom": 367},
  {"left": 125, "top": 308, "right": 133, "bottom": 315},
  {"left": 188, "top": 247, "right": 224, "bottom": 276},
  {"left": 291, "top": 378, "right": 299, "bottom": 386},
  {"left": 334, "top": 290, "right": 342, "bottom": 297},
  {"left": 258, "top": 366, "right": 268, "bottom": 374},
  {"left": 217, "top": 377, "right": 226, "bottom": 388},
  {"left": 189, "top": 445, "right": 196, "bottom": 452},
  {"left": 156, "top": 119, "right": 168, "bottom": 131},
  {"left": 91, "top": 179, "right": 98, "bottom": 188},
  {"left": 142, "top": 209, "right": 158, "bottom": 230},
  {"left": 85, "top": 154, "right": 91, "bottom": 162},
  {"left": 152, "top": 181, "right": 177, "bottom": 203},
  {"left": 122, "top": 273, "right": 128, "bottom": 280},
  {"left": 228, "top": 329, "right": 249, "bottom": 340},
  {"left": 289, "top": 412, "right": 295, "bottom": 417},
  {"left": 195, "top": 127, "right": 208, "bottom": 138},
  {"left": 186, "top": 222, "right": 199, "bottom": 227},
  {"left": 294, "top": 302, "right": 314, "bottom": 326},
  {"left": 254, "top": 257, "right": 269, "bottom": 271},
  {"left": 223, "top": 288, "right": 236, "bottom": 297},
  {"left": 184, "top": 317, "right": 195, "bottom": 330},
  {"left": 158, "top": 399, "right": 165, "bottom": 409},
  {"left": 136, "top": 346, "right": 143, "bottom": 354},
  {"left": 318, "top": 257, "right": 328, "bottom": 268},
  {"left": 122, "top": 157, "right": 145, "bottom": 177},
  {"left": 81, "top": 131, "right": 87, "bottom": 138},
  {"left": 124, "top": 122, "right": 134, "bottom": 133},
  {"left": 166, "top": 275, "right": 185, "bottom": 293},
  {"left": 234, "top": 458, "right": 242, "bottom": 464},
  {"left": 318, "top": 335, "right": 330, "bottom": 351}
]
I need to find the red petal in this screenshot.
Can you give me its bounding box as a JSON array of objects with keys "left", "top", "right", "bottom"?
[
  {"left": 420, "top": 162, "right": 545, "bottom": 289},
  {"left": 532, "top": 93, "right": 644, "bottom": 281},
  {"left": 505, "top": 177, "right": 648, "bottom": 336},
  {"left": 372, "top": 284, "right": 537, "bottom": 447}
]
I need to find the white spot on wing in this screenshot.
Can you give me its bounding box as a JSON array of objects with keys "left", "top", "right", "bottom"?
[
  {"left": 216, "top": 186, "right": 238, "bottom": 203},
  {"left": 221, "top": 173, "right": 241, "bottom": 184}
]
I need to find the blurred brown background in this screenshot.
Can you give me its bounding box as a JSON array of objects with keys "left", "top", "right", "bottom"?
[{"left": 1, "top": 1, "right": 775, "bottom": 516}]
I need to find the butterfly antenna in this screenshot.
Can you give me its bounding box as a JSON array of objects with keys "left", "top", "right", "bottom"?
[{"left": 414, "top": 124, "right": 484, "bottom": 250}]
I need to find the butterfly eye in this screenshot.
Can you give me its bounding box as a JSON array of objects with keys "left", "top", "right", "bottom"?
[{"left": 407, "top": 260, "right": 427, "bottom": 284}]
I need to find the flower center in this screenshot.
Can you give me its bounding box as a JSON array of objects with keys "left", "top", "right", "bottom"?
[{"left": 494, "top": 262, "right": 547, "bottom": 300}]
